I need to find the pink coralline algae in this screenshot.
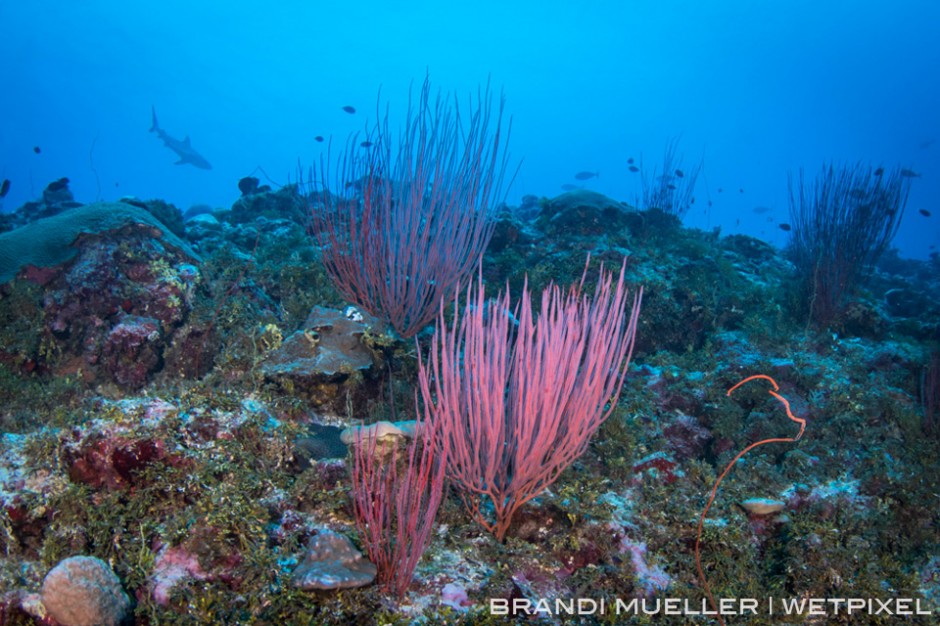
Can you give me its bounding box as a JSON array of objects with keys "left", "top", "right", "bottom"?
[
  {"left": 66, "top": 434, "right": 168, "bottom": 491},
  {"left": 148, "top": 545, "right": 209, "bottom": 606},
  {"left": 662, "top": 412, "right": 712, "bottom": 460},
  {"left": 632, "top": 452, "right": 682, "bottom": 485},
  {"left": 615, "top": 534, "right": 672, "bottom": 596},
  {"left": 100, "top": 316, "right": 164, "bottom": 388},
  {"left": 441, "top": 582, "right": 472, "bottom": 611}
]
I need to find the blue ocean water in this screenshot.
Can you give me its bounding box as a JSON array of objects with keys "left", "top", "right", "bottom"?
[{"left": 1, "top": 0, "right": 937, "bottom": 257}]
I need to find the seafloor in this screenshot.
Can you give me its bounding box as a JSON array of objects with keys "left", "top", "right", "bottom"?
[{"left": 0, "top": 181, "right": 938, "bottom": 625}]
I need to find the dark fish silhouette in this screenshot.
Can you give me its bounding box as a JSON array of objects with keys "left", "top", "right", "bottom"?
[
  {"left": 778, "top": 223, "right": 792, "bottom": 231},
  {"left": 360, "top": 141, "right": 373, "bottom": 148},
  {"left": 33, "top": 146, "right": 41, "bottom": 154},
  {"left": 628, "top": 165, "right": 639, "bottom": 173},
  {"left": 149, "top": 107, "right": 212, "bottom": 170},
  {"left": 874, "top": 167, "right": 884, "bottom": 176},
  {"left": 675, "top": 169, "right": 684, "bottom": 178},
  {"left": 0, "top": 179, "right": 9, "bottom": 197},
  {"left": 574, "top": 171, "right": 598, "bottom": 180},
  {"left": 919, "top": 209, "right": 931, "bottom": 217},
  {"left": 342, "top": 105, "right": 356, "bottom": 114},
  {"left": 718, "top": 188, "right": 723, "bottom": 193},
  {"left": 900, "top": 168, "right": 921, "bottom": 178},
  {"left": 314, "top": 136, "right": 324, "bottom": 143},
  {"left": 627, "top": 157, "right": 635, "bottom": 165}
]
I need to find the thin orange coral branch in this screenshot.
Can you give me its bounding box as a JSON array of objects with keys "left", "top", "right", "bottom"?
[{"left": 695, "top": 374, "right": 806, "bottom": 626}]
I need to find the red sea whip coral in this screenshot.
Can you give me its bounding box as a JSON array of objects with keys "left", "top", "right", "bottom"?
[
  {"left": 310, "top": 76, "right": 511, "bottom": 338},
  {"left": 349, "top": 405, "right": 447, "bottom": 598}
]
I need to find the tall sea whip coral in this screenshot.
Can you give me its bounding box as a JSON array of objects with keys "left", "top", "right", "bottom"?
[
  {"left": 350, "top": 407, "right": 447, "bottom": 598},
  {"left": 310, "top": 76, "right": 511, "bottom": 338},
  {"left": 419, "top": 258, "right": 642, "bottom": 541},
  {"left": 787, "top": 162, "right": 909, "bottom": 328}
]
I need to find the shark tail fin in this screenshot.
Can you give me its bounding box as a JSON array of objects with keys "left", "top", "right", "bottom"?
[{"left": 150, "top": 106, "right": 159, "bottom": 133}]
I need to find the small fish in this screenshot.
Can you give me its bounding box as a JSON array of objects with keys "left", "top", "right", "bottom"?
[
  {"left": 718, "top": 187, "right": 723, "bottom": 193},
  {"left": 752, "top": 206, "right": 772, "bottom": 214},
  {"left": 739, "top": 188, "right": 744, "bottom": 193},
  {"left": 628, "top": 165, "right": 639, "bottom": 173},
  {"left": 627, "top": 157, "right": 635, "bottom": 165},
  {"left": 900, "top": 168, "right": 921, "bottom": 178},
  {"left": 560, "top": 184, "right": 579, "bottom": 191},
  {"left": 874, "top": 167, "right": 884, "bottom": 176},
  {"left": 314, "top": 136, "right": 324, "bottom": 143},
  {"left": 666, "top": 184, "right": 677, "bottom": 190},
  {"left": 778, "top": 223, "right": 792, "bottom": 231},
  {"left": 0, "top": 179, "right": 9, "bottom": 197},
  {"left": 919, "top": 209, "right": 931, "bottom": 217},
  {"left": 574, "top": 171, "right": 598, "bottom": 180},
  {"left": 33, "top": 146, "right": 41, "bottom": 154},
  {"left": 675, "top": 169, "right": 684, "bottom": 178},
  {"left": 360, "top": 141, "right": 373, "bottom": 148},
  {"left": 708, "top": 201, "right": 713, "bottom": 207},
  {"left": 342, "top": 105, "right": 356, "bottom": 114}
]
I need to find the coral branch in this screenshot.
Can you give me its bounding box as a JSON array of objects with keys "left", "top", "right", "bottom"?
[{"left": 695, "top": 374, "right": 806, "bottom": 626}]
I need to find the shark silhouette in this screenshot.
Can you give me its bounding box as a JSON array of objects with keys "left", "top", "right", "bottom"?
[{"left": 149, "top": 106, "right": 212, "bottom": 170}]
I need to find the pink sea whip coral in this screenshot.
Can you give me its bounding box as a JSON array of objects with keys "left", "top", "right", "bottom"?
[{"left": 420, "top": 258, "right": 642, "bottom": 541}]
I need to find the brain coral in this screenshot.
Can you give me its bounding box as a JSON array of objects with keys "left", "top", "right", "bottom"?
[{"left": 0, "top": 201, "right": 199, "bottom": 283}]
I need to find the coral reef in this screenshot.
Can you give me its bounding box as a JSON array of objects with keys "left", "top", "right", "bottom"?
[{"left": 0, "top": 182, "right": 938, "bottom": 626}]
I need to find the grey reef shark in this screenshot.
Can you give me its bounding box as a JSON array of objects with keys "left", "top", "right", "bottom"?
[{"left": 150, "top": 106, "right": 212, "bottom": 169}]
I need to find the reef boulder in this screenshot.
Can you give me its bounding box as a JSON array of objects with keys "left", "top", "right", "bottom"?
[
  {"left": 41, "top": 556, "right": 130, "bottom": 626},
  {"left": 0, "top": 202, "right": 202, "bottom": 387},
  {"left": 537, "top": 190, "right": 633, "bottom": 236},
  {"left": 261, "top": 306, "right": 391, "bottom": 419}
]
